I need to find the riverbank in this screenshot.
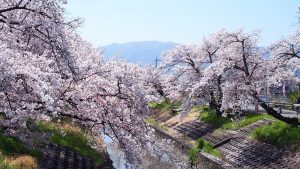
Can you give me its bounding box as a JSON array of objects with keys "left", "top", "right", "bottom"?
[
  {"left": 152, "top": 124, "right": 234, "bottom": 169},
  {"left": 0, "top": 120, "right": 114, "bottom": 169},
  {"left": 148, "top": 106, "right": 300, "bottom": 168}
]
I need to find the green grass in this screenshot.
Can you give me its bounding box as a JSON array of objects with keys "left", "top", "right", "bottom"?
[
  {"left": 199, "top": 106, "right": 231, "bottom": 128},
  {"left": 33, "top": 121, "right": 103, "bottom": 166},
  {"left": 188, "top": 138, "right": 221, "bottom": 166},
  {"left": 50, "top": 132, "right": 102, "bottom": 166},
  {"left": 145, "top": 117, "right": 168, "bottom": 131},
  {"left": 223, "top": 114, "right": 273, "bottom": 130},
  {"left": 0, "top": 128, "right": 40, "bottom": 169},
  {"left": 198, "top": 106, "right": 274, "bottom": 130},
  {"left": 252, "top": 121, "right": 300, "bottom": 151},
  {"left": 188, "top": 147, "right": 199, "bottom": 166},
  {"left": 150, "top": 100, "right": 181, "bottom": 113},
  {"left": 0, "top": 131, "right": 40, "bottom": 158},
  {"left": 27, "top": 120, "right": 67, "bottom": 134},
  {"left": 0, "top": 155, "right": 18, "bottom": 169},
  {"left": 288, "top": 91, "right": 300, "bottom": 104},
  {"left": 198, "top": 138, "right": 221, "bottom": 157}
]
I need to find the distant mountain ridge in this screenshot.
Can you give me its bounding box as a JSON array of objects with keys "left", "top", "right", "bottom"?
[{"left": 102, "top": 41, "right": 178, "bottom": 65}]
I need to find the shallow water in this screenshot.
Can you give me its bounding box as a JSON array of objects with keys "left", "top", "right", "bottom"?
[
  {"left": 103, "top": 130, "right": 187, "bottom": 169},
  {"left": 104, "top": 135, "right": 127, "bottom": 169}
]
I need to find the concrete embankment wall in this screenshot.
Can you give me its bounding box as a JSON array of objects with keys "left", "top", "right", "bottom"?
[{"left": 153, "top": 126, "right": 235, "bottom": 169}]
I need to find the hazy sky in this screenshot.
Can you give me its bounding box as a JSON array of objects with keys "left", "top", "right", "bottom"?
[{"left": 64, "top": 0, "right": 300, "bottom": 47}]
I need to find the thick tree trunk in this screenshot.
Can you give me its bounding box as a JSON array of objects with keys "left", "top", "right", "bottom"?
[
  {"left": 155, "top": 84, "right": 168, "bottom": 100},
  {"left": 0, "top": 125, "right": 8, "bottom": 131},
  {"left": 216, "top": 76, "right": 223, "bottom": 117},
  {"left": 209, "top": 92, "right": 222, "bottom": 116},
  {"left": 260, "top": 102, "right": 300, "bottom": 126},
  {"left": 157, "top": 88, "right": 167, "bottom": 100},
  {"left": 215, "top": 106, "right": 222, "bottom": 116},
  {"left": 252, "top": 92, "right": 299, "bottom": 126}
]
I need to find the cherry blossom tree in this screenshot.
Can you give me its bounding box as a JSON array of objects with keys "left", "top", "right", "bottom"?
[
  {"left": 0, "top": 0, "right": 81, "bottom": 129},
  {"left": 188, "top": 30, "right": 226, "bottom": 116},
  {"left": 0, "top": 1, "right": 191, "bottom": 167},
  {"left": 3, "top": 1, "right": 299, "bottom": 168},
  {"left": 57, "top": 47, "right": 188, "bottom": 167},
  {"left": 0, "top": 44, "right": 64, "bottom": 127},
  {"left": 205, "top": 29, "right": 300, "bottom": 125},
  {"left": 160, "top": 44, "right": 201, "bottom": 98},
  {"left": 0, "top": 0, "right": 81, "bottom": 74},
  {"left": 141, "top": 65, "right": 168, "bottom": 101},
  {"left": 163, "top": 28, "right": 299, "bottom": 126},
  {"left": 160, "top": 31, "right": 226, "bottom": 116}
]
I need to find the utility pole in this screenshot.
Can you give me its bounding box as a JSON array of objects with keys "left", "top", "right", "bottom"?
[{"left": 155, "top": 56, "right": 159, "bottom": 68}]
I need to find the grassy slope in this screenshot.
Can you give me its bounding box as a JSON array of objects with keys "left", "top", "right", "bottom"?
[
  {"left": 198, "top": 106, "right": 273, "bottom": 130},
  {"left": 149, "top": 104, "right": 221, "bottom": 158},
  {"left": 145, "top": 117, "right": 168, "bottom": 131},
  {"left": 198, "top": 106, "right": 231, "bottom": 128},
  {"left": 0, "top": 128, "right": 40, "bottom": 169},
  {"left": 150, "top": 104, "right": 300, "bottom": 159},
  {"left": 150, "top": 100, "right": 181, "bottom": 114},
  {"left": 198, "top": 106, "right": 300, "bottom": 152},
  {"left": 0, "top": 120, "right": 104, "bottom": 168},
  {"left": 252, "top": 121, "right": 300, "bottom": 151},
  {"left": 33, "top": 121, "right": 103, "bottom": 166},
  {"left": 223, "top": 114, "right": 274, "bottom": 130}
]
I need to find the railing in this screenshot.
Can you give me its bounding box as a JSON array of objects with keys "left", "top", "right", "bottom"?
[{"left": 266, "top": 102, "right": 295, "bottom": 110}]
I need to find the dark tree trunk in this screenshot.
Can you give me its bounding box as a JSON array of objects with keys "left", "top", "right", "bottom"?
[
  {"left": 252, "top": 92, "right": 299, "bottom": 126},
  {"left": 155, "top": 84, "right": 168, "bottom": 100},
  {"left": 209, "top": 89, "right": 222, "bottom": 116},
  {"left": 216, "top": 76, "right": 223, "bottom": 116},
  {"left": 0, "top": 125, "right": 8, "bottom": 131},
  {"left": 157, "top": 88, "right": 167, "bottom": 100},
  {"left": 260, "top": 102, "right": 300, "bottom": 126},
  {"left": 171, "top": 108, "right": 177, "bottom": 115},
  {"left": 215, "top": 106, "right": 222, "bottom": 116}
]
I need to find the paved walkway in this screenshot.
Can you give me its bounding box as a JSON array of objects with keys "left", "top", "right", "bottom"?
[{"left": 246, "top": 105, "right": 299, "bottom": 118}]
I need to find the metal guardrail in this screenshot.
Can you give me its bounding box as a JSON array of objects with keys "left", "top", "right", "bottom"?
[
  {"left": 266, "top": 102, "right": 295, "bottom": 110},
  {"left": 294, "top": 104, "right": 300, "bottom": 118}
]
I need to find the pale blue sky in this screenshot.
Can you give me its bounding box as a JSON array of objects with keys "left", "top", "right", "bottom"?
[{"left": 64, "top": 0, "right": 300, "bottom": 47}]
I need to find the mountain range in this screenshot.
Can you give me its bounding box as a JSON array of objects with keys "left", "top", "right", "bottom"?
[{"left": 102, "top": 41, "right": 177, "bottom": 65}]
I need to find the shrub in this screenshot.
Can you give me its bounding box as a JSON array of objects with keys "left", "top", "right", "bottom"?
[
  {"left": 197, "top": 138, "right": 205, "bottom": 149},
  {"left": 188, "top": 147, "right": 199, "bottom": 166},
  {"left": 188, "top": 138, "right": 221, "bottom": 166}
]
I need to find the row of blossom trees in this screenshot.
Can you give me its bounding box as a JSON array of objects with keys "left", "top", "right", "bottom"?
[
  {"left": 0, "top": 1, "right": 191, "bottom": 168},
  {"left": 0, "top": 0, "right": 299, "bottom": 168},
  {"left": 157, "top": 29, "right": 300, "bottom": 126}
]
